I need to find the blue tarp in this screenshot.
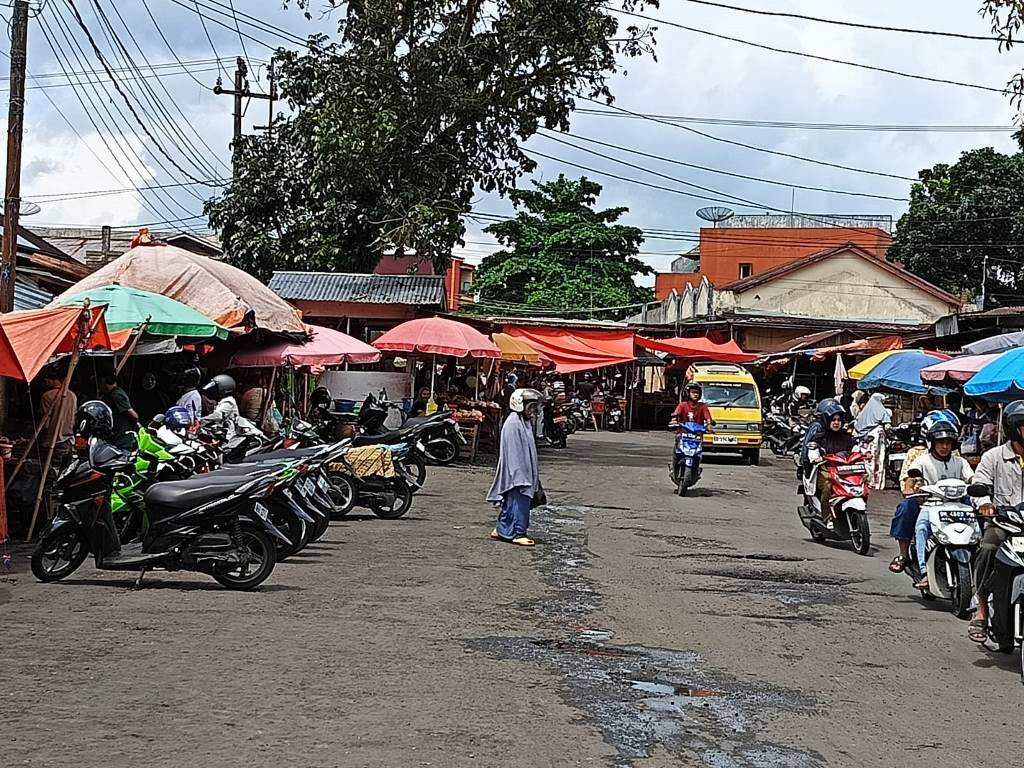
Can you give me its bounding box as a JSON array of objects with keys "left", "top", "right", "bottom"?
[
  {"left": 857, "top": 352, "right": 951, "bottom": 395},
  {"left": 964, "top": 348, "right": 1024, "bottom": 402}
]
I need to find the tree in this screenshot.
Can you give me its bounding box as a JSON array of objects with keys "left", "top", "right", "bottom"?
[
  {"left": 470, "top": 175, "right": 653, "bottom": 319},
  {"left": 888, "top": 147, "right": 1024, "bottom": 306},
  {"left": 982, "top": 0, "right": 1024, "bottom": 138},
  {"left": 206, "top": 1, "right": 658, "bottom": 282}
]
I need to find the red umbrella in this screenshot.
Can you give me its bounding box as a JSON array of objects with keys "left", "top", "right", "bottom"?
[
  {"left": 231, "top": 324, "right": 381, "bottom": 367},
  {"left": 372, "top": 317, "right": 500, "bottom": 358}
]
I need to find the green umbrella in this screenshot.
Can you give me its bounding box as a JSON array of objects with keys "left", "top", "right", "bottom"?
[{"left": 58, "top": 284, "right": 228, "bottom": 339}]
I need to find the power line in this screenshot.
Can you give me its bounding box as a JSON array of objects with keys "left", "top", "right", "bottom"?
[
  {"left": 611, "top": 8, "right": 1006, "bottom": 93},
  {"left": 539, "top": 129, "right": 908, "bottom": 202},
  {"left": 0, "top": 65, "right": 223, "bottom": 93},
  {"left": 579, "top": 96, "right": 916, "bottom": 182},
  {"left": 676, "top": 0, "right": 1001, "bottom": 42},
  {"left": 140, "top": 1, "right": 224, "bottom": 89},
  {"left": 574, "top": 108, "right": 1015, "bottom": 133},
  {"left": 29, "top": 178, "right": 229, "bottom": 202},
  {"left": 228, "top": 0, "right": 263, "bottom": 92},
  {"left": 191, "top": 0, "right": 232, "bottom": 79}
]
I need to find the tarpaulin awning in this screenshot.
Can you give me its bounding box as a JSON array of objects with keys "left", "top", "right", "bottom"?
[
  {"left": 636, "top": 336, "right": 756, "bottom": 363},
  {"left": 810, "top": 335, "right": 903, "bottom": 362},
  {"left": 963, "top": 331, "right": 1024, "bottom": 356},
  {"left": 920, "top": 354, "right": 1001, "bottom": 386},
  {"left": 52, "top": 243, "right": 307, "bottom": 335},
  {"left": 505, "top": 327, "right": 635, "bottom": 374},
  {"left": 231, "top": 324, "right": 381, "bottom": 367},
  {"left": 492, "top": 333, "right": 551, "bottom": 366},
  {"left": 0, "top": 305, "right": 110, "bottom": 381},
  {"left": 373, "top": 316, "right": 501, "bottom": 358}
]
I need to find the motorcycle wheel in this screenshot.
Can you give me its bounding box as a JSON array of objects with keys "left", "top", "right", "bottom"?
[
  {"left": 308, "top": 511, "right": 331, "bottom": 543},
  {"left": 212, "top": 522, "right": 277, "bottom": 590},
  {"left": 426, "top": 438, "right": 458, "bottom": 465},
  {"left": 565, "top": 419, "right": 577, "bottom": 435},
  {"left": 371, "top": 478, "right": 413, "bottom": 520},
  {"left": 849, "top": 512, "right": 872, "bottom": 556},
  {"left": 950, "top": 561, "right": 974, "bottom": 620},
  {"left": 402, "top": 455, "right": 427, "bottom": 491},
  {"left": 31, "top": 526, "right": 88, "bottom": 582},
  {"left": 271, "top": 510, "right": 305, "bottom": 560},
  {"left": 326, "top": 472, "right": 357, "bottom": 519},
  {"left": 677, "top": 466, "right": 694, "bottom": 496}
]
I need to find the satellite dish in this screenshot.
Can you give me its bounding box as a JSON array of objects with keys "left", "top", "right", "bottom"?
[
  {"left": 20, "top": 200, "right": 41, "bottom": 216},
  {"left": 696, "top": 206, "right": 734, "bottom": 227}
]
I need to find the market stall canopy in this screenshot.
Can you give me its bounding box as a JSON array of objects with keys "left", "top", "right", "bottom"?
[
  {"left": 373, "top": 316, "right": 501, "bottom": 358},
  {"left": 809, "top": 335, "right": 903, "bottom": 362},
  {"left": 232, "top": 324, "right": 381, "bottom": 367},
  {"left": 0, "top": 305, "right": 110, "bottom": 381},
  {"left": 857, "top": 350, "right": 951, "bottom": 395},
  {"left": 57, "top": 285, "right": 228, "bottom": 340},
  {"left": 492, "top": 332, "right": 550, "bottom": 366},
  {"left": 636, "top": 336, "right": 755, "bottom": 363},
  {"left": 848, "top": 348, "right": 929, "bottom": 381},
  {"left": 52, "top": 243, "right": 307, "bottom": 335},
  {"left": 920, "top": 354, "right": 1001, "bottom": 386},
  {"left": 964, "top": 348, "right": 1024, "bottom": 401},
  {"left": 505, "top": 327, "right": 634, "bottom": 374},
  {"left": 963, "top": 330, "right": 1024, "bottom": 356}
]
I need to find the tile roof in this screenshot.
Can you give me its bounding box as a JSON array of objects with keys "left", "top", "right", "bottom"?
[{"left": 269, "top": 271, "right": 446, "bottom": 306}]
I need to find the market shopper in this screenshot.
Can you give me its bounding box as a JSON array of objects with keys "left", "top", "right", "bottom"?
[
  {"left": 100, "top": 374, "right": 139, "bottom": 449},
  {"left": 38, "top": 371, "right": 76, "bottom": 456},
  {"left": 175, "top": 367, "right": 203, "bottom": 425},
  {"left": 488, "top": 388, "right": 545, "bottom": 547}
]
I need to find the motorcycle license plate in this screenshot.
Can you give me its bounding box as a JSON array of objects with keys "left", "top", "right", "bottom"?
[
  {"left": 889, "top": 453, "right": 906, "bottom": 462},
  {"left": 1012, "top": 537, "right": 1024, "bottom": 554},
  {"left": 303, "top": 477, "right": 315, "bottom": 496},
  {"left": 712, "top": 435, "right": 737, "bottom": 445},
  {"left": 554, "top": 416, "right": 568, "bottom": 424},
  {"left": 254, "top": 502, "right": 269, "bottom": 521},
  {"left": 317, "top": 474, "right": 329, "bottom": 493}
]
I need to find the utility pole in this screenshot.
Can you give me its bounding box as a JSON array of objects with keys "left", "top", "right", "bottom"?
[
  {"left": 1, "top": 0, "right": 30, "bottom": 314},
  {"left": 980, "top": 252, "right": 989, "bottom": 310},
  {"left": 214, "top": 57, "right": 278, "bottom": 169}
]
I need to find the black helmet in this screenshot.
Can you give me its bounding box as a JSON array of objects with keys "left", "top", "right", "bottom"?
[
  {"left": 925, "top": 419, "right": 959, "bottom": 450},
  {"left": 1003, "top": 400, "right": 1024, "bottom": 446},
  {"left": 75, "top": 400, "right": 113, "bottom": 439},
  {"left": 310, "top": 386, "right": 332, "bottom": 409},
  {"left": 686, "top": 382, "right": 702, "bottom": 398},
  {"left": 816, "top": 398, "right": 845, "bottom": 421},
  {"left": 181, "top": 366, "right": 201, "bottom": 388},
  {"left": 201, "top": 374, "right": 236, "bottom": 398}
]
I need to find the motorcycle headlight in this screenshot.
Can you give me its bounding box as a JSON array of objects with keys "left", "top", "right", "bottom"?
[{"left": 934, "top": 529, "right": 951, "bottom": 545}]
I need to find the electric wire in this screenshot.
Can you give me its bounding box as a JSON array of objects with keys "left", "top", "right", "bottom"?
[{"left": 139, "top": 0, "right": 221, "bottom": 89}]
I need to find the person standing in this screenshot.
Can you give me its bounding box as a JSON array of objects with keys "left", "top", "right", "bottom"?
[
  {"left": 488, "top": 388, "right": 544, "bottom": 547},
  {"left": 99, "top": 374, "right": 139, "bottom": 449},
  {"left": 39, "top": 371, "right": 76, "bottom": 458}
]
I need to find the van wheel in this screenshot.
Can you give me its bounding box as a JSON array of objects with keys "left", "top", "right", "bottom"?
[{"left": 744, "top": 448, "right": 760, "bottom": 466}]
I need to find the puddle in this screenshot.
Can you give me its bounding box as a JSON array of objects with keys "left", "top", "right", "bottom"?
[{"left": 467, "top": 504, "right": 823, "bottom": 767}]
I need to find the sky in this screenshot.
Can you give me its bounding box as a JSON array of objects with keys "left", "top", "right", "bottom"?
[{"left": 6, "top": 0, "right": 1021, "bottom": 282}]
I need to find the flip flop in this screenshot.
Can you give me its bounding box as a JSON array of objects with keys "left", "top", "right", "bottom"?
[
  {"left": 914, "top": 577, "right": 930, "bottom": 590},
  {"left": 968, "top": 618, "right": 988, "bottom": 644},
  {"left": 489, "top": 529, "right": 507, "bottom": 542},
  {"left": 511, "top": 536, "right": 536, "bottom": 547},
  {"left": 888, "top": 555, "right": 907, "bottom": 574}
]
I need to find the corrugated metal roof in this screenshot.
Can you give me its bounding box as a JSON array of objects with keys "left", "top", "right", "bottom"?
[
  {"left": 269, "top": 271, "right": 446, "bottom": 306},
  {"left": 14, "top": 277, "right": 53, "bottom": 311}
]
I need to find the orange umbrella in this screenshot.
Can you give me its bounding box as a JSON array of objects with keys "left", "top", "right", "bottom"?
[{"left": 0, "top": 305, "right": 110, "bottom": 381}]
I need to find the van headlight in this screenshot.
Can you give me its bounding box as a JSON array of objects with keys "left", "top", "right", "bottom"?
[{"left": 747, "top": 423, "right": 760, "bottom": 431}]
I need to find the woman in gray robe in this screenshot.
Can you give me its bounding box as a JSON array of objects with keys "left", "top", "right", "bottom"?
[{"left": 488, "top": 388, "right": 544, "bottom": 546}]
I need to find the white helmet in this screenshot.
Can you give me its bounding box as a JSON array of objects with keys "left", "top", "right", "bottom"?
[
  {"left": 509, "top": 388, "right": 543, "bottom": 413},
  {"left": 794, "top": 385, "right": 811, "bottom": 400}
]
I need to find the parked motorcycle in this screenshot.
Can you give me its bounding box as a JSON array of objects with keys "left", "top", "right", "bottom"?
[
  {"left": 358, "top": 392, "right": 465, "bottom": 465},
  {"left": 605, "top": 395, "right": 625, "bottom": 433},
  {"left": 903, "top": 469, "right": 980, "bottom": 618},
  {"left": 670, "top": 422, "right": 707, "bottom": 496},
  {"left": 797, "top": 449, "right": 872, "bottom": 555},
  {"left": 543, "top": 398, "right": 569, "bottom": 449},
  {"left": 31, "top": 438, "right": 287, "bottom": 590}
]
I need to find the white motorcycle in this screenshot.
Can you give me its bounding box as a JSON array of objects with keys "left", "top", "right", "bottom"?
[{"left": 904, "top": 471, "right": 981, "bottom": 619}]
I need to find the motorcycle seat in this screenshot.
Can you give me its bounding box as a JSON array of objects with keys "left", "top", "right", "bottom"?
[
  {"left": 237, "top": 446, "right": 324, "bottom": 462},
  {"left": 145, "top": 473, "right": 254, "bottom": 516},
  {"left": 351, "top": 428, "right": 416, "bottom": 446}
]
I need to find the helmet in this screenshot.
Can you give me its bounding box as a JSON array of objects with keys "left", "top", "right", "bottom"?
[
  {"left": 584, "top": 372, "right": 593, "bottom": 381},
  {"left": 920, "top": 409, "right": 961, "bottom": 438},
  {"left": 310, "top": 386, "right": 332, "bottom": 409},
  {"left": 201, "top": 374, "right": 236, "bottom": 399},
  {"left": 181, "top": 366, "right": 201, "bottom": 388},
  {"left": 1003, "top": 400, "right": 1024, "bottom": 445},
  {"left": 686, "top": 382, "right": 702, "bottom": 398},
  {"left": 509, "top": 388, "right": 542, "bottom": 414},
  {"left": 75, "top": 400, "right": 113, "bottom": 439},
  {"left": 505, "top": 372, "right": 519, "bottom": 386},
  {"left": 163, "top": 405, "right": 193, "bottom": 430},
  {"left": 816, "top": 398, "right": 845, "bottom": 421},
  {"left": 793, "top": 385, "right": 811, "bottom": 400},
  {"left": 925, "top": 419, "right": 959, "bottom": 450}
]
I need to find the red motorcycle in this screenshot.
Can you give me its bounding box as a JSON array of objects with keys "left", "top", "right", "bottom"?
[{"left": 797, "top": 450, "right": 872, "bottom": 555}]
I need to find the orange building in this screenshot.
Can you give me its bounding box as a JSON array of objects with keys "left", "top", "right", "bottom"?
[{"left": 654, "top": 224, "right": 893, "bottom": 300}]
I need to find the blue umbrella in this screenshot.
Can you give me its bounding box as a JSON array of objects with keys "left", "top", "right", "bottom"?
[
  {"left": 964, "top": 347, "right": 1024, "bottom": 402},
  {"left": 857, "top": 351, "right": 950, "bottom": 395}
]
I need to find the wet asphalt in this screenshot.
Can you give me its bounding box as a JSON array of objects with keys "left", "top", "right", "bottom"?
[{"left": 2, "top": 430, "right": 1020, "bottom": 767}]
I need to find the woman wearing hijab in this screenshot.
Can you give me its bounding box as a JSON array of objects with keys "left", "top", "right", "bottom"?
[
  {"left": 854, "top": 392, "right": 891, "bottom": 435},
  {"left": 488, "top": 388, "right": 545, "bottom": 547}
]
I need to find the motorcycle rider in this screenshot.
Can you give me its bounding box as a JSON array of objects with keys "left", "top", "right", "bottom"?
[
  {"left": 888, "top": 418, "right": 973, "bottom": 588},
  {"left": 200, "top": 374, "right": 239, "bottom": 439},
  {"left": 787, "top": 384, "right": 812, "bottom": 420},
  {"left": 968, "top": 400, "right": 1024, "bottom": 646},
  {"left": 670, "top": 383, "right": 714, "bottom": 429},
  {"left": 800, "top": 399, "right": 855, "bottom": 528}
]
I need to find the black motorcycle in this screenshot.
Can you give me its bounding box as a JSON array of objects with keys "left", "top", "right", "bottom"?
[
  {"left": 358, "top": 393, "right": 466, "bottom": 465},
  {"left": 31, "top": 438, "right": 287, "bottom": 590}
]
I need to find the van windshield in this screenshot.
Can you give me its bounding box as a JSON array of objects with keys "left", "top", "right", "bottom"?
[{"left": 701, "top": 382, "right": 759, "bottom": 408}]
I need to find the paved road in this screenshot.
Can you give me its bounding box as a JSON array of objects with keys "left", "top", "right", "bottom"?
[{"left": 2, "top": 431, "right": 1018, "bottom": 767}]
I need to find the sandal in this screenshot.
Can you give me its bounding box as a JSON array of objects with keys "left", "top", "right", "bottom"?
[
  {"left": 968, "top": 618, "right": 988, "bottom": 643},
  {"left": 889, "top": 555, "right": 907, "bottom": 573},
  {"left": 913, "top": 576, "right": 929, "bottom": 590},
  {"left": 489, "top": 529, "right": 507, "bottom": 542},
  {"left": 511, "top": 536, "right": 536, "bottom": 547}
]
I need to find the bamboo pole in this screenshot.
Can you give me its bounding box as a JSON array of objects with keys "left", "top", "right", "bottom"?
[
  {"left": 114, "top": 318, "right": 150, "bottom": 377},
  {"left": 258, "top": 365, "right": 278, "bottom": 430}
]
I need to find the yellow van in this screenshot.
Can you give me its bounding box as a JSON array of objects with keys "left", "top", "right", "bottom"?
[{"left": 687, "top": 363, "right": 763, "bottom": 465}]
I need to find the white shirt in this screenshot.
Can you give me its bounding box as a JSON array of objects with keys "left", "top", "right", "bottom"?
[{"left": 905, "top": 451, "right": 974, "bottom": 486}]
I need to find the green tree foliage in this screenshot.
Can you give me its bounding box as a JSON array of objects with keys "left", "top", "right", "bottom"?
[
  {"left": 206, "top": 1, "right": 658, "bottom": 282},
  {"left": 888, "top": 148, "right": 1024, "bottom": 305},
  {"left": 471, "top": 175, "right": 653, "bottom": 318}
]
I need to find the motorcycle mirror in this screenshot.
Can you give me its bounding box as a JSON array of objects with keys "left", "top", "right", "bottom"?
[{"left": 967, "top": 483, "right": 992, "bottom": 498}]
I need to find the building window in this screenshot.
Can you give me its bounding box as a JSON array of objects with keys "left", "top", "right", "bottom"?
[{"left": 738, "top": 263, "right": 753, "bottom": 279}]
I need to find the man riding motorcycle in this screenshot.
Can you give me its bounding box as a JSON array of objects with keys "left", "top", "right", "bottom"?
[
  {"left": 200, "top": 374, "right": 240, "bottom": 439},
  {"left": 787, "top": 385, "right": 812, "bottom": 419},
  {"left": 968, "top": 400, "right": 1024, "bottom": 647},
  {"left": 888, "top": 416, "right": 973, "bottom": 589},
  {"left": 670, "top": 383, "right": 714, "bottom": 429},
  {"left": 800, "top": 399, "right": 855, "bottom": 528}
]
